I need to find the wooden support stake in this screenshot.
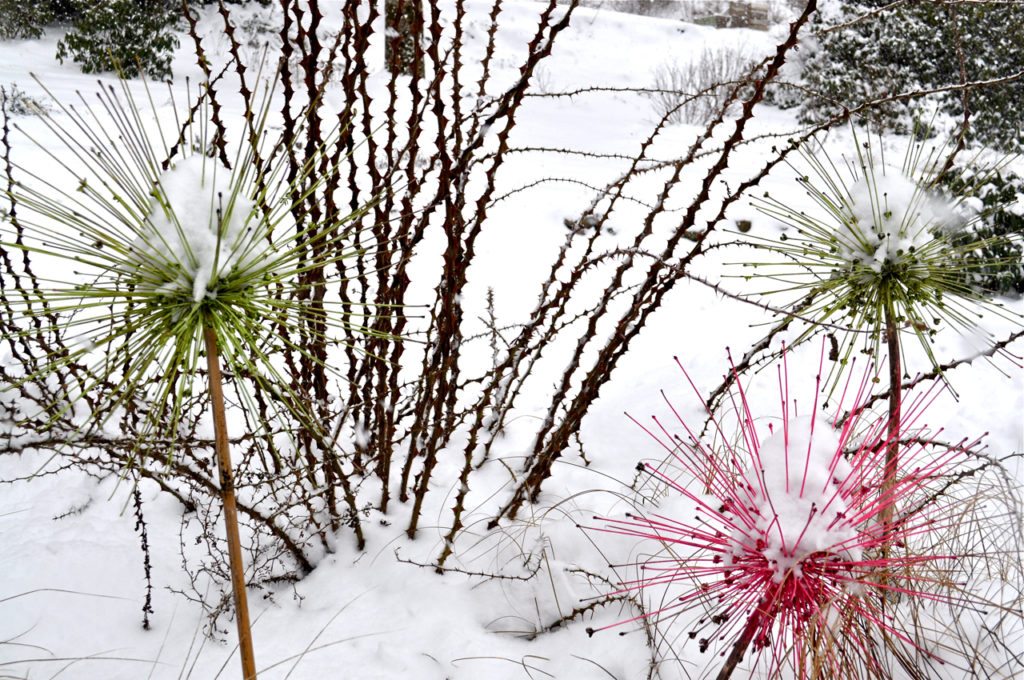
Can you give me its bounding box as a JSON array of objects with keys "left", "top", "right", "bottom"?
[{"left": 204, "top": 326, "right": 258, "bottom": 680}]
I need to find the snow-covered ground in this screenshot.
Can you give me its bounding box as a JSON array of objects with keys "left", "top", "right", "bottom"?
[{"left": 2, "top": 2, "right": 1022, "bottom": 680}]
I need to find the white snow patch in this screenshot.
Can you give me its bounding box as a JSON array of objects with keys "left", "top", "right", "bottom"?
[
  {"left": 131, "top": 156, "right": 258, "bottom": 303},
  {"left": 729, "top": 416, "right": 861, "bottom": 584},
  {"left": 838, "top": 173, "right": 955, "bottom": 276}
]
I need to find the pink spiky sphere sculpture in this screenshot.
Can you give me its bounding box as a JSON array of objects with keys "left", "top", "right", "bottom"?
[{"left": 588, "top": 351, "right": 976, "bottom": 679}]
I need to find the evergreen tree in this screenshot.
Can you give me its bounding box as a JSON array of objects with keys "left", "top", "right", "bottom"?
[
  {"left": 798, "top": 0, "right": 1024, "bottom": 150},
  {"left": 942, "top": 167, "right": 1024, "bottom": 298},
  {"left": 949, "top": 2, "right": 1024, "bottom": 150},
  {"left": 0, "top": 1, "right": 54, "bottom": 39},
  {"left": 55, "top": 0, "right": 180, "bottom": 79}
]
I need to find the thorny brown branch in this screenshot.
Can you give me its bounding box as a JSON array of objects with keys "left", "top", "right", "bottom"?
[{"left": 490, "top": 0, "right": 821, "bottom": 526}]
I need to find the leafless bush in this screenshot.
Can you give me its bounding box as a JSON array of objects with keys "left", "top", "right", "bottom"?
[
  {"left": 0, "top": 83, "right": 45, "bottom": 116},
  {"left": 1, "top": 0, "right": 590, "bottom": 596},
  {"left": 615, "top": 0, "right": 690, "bottom": 20},
  {"left": 649, "top": 46, "right": 761, "bottom": 124}
]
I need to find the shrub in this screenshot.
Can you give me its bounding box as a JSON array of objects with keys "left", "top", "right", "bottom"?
[
  {"left": 650, "top": 46, "right": 759, "bottom": 125},
  {"left": 0, "top": 84, "right": 48, "bottom": 116},
  {"left": 2, "top": 72, "right": 374, "bottom": 679},
  {"left": 0, "top": 0, "right": 53, "bottom": 39},
  {"left": 798, "top": 0, "right": 1024, "bottom": 150},
  {"left": 56, "top": 0, "right": 180, "bottom": 79},
  {"left": 941, "top": 165, "right": 1024, "bottom": 298}
]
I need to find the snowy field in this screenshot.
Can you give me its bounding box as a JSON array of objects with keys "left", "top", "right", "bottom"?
[{"left": 2, "top": 2, "right": 1022, "bottom": 680}]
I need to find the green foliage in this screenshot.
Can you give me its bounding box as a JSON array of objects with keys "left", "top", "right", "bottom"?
[
  {"left": 0, "top": 0, "right": 54, "bottom": 39},
  {"left": 56, "top": 0, "right": 180, "bottom": 80},
  {"left": 941, "top": 166, "right": 1024, "bottom": 298},
  {"left": 49, "top": 0, "right": 77, "bottom": 22},
  {"left": 798, "top": 0, "right": 1024, "bottom": 150}
]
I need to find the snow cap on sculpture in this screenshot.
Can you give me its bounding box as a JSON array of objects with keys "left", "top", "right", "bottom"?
[
  {"left": 729, "top": 415, "right": 861, "bottom": 585},
  {"left": 749, "top": 128, "right": 1021, "bottom": 384},
  {"left": 133, "top": 156, "right": 259, "bottom": 303}
]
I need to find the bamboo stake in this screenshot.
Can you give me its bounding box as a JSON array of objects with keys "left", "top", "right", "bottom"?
[
  {"left": 204, "top": 326, "right": 258, "bottom": 680},
  {"left": 875, "top": 303, "right": 903, "bottom": 605}
]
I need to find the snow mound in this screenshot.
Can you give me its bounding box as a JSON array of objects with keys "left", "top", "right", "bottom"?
[
  {"left": 728, "top": 416, "right": 862, "bottom": 584},
  {"left": 838, "top": 172, "right": 956, "bottom": 276},
  {"left": 131, "top": 156, "right": 258, "bottom": 303}
]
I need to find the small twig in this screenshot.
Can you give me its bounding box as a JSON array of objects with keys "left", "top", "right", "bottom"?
[
  {"left": 839, "top": 328, "right": 1024, "bottom": 426},
  {"left": 537, "top": 596, "right": 621, "bottom": 640},
  {"left": 395, "top": 549, "right": 542, "bottom": 581},
  {"left": 131, "top": 482, "right": 155, "bottom": 630}
]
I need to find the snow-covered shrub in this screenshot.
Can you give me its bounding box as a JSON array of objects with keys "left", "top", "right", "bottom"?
[
  {"left": 2, "top": 85, "right": 367, "bottom": 446},
  {"left": 56, "top": 0, "right": 180, "bottom": 79},
  {"left": 797, "top": 0, "right": 1024, "bottom": 150},
  {"left": 2, "top": 0, "right": 602, "bottom": 623},
  {"left": 0, "top": 84, "right": 47, "bottom": 116},
  {"left": 0, "top": 69, "right": 382, "bottom": 676},
  {"left": 225, "top": 2, "right": 282, "bottom": 66},
  {"left": 940, "top": 165, "right": 1024, "bottom": 298},
  {"left": 0, "top": 0, "right": 53, "bottom": 40},
  {"left": 649, "top": 46, "right": 759, "bottom": 125}
]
